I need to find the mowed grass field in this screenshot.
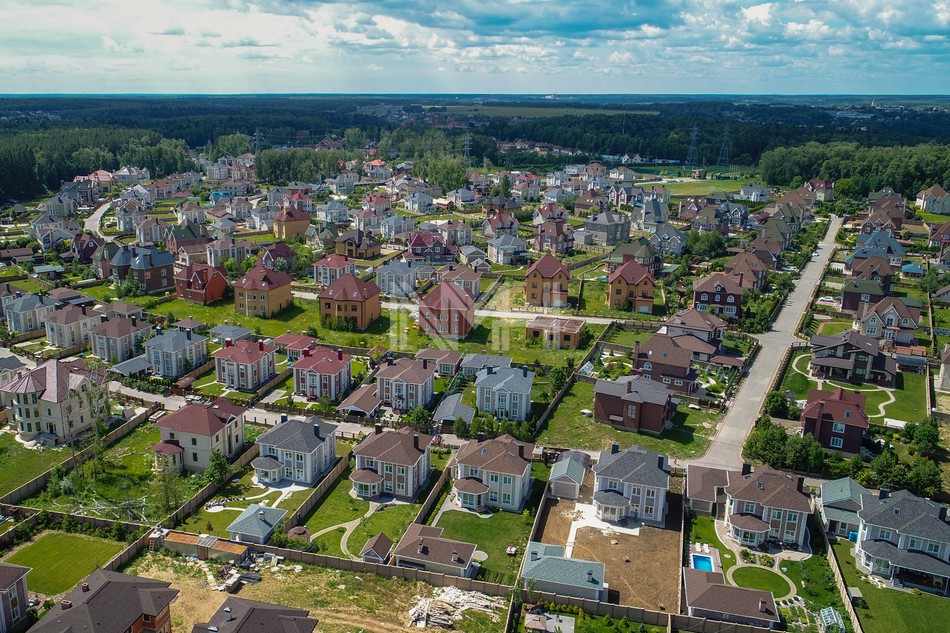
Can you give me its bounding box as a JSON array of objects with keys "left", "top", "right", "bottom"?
[{"left": 6, "top": 532, "right": 126, "bottom": 595}]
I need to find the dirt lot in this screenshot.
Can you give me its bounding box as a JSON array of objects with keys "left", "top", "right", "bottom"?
[
  {"left": 535, "top": 498, "right": 576, "bottom": 545},
  {"left": 125, "top": 550, "right": 498, "bottom": 633}
]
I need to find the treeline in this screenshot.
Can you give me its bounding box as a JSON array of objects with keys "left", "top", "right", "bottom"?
[
  {"left": 758, "top": 141, "right": 950, "bottom": 196},
  {"left": 0, "top": 127, "right": 194, "bottom": 200},
  {"left": 255, "top": 148, "right": 357, "bottom": 184}
]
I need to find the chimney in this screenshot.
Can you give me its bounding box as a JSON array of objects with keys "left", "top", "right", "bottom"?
[
  {"left": 387, "top": 358, "right": 394, "bottom": 366},
  {"left": 518, "top": 443, "right": 524, "bottom": 459},
  {"left": 80, "top": 305, "right": 87, "bottom": 316},
  {"left": 337, "top": 348, "right": 343, "bottom": 361},
  {"left": 487, "top": 366, "right": 495, "bottom": 375},
  {"left": 303, "top": 348, "right": 311, "bottom": 358},
  {"left": 879, "top": 488, "right": 890, "bottom": 500},
  {"left": 81, "top": 582, "right": 89, "bottom": 592},
  {"left": 258, "top": 509, "right": 265, "bottom": 518},
  {"left": 422, "top": 359, "right": 429, "bottom": 370},
  {"left": 258, "top": 340, "right": 264, "bottom": 351},
  {"left": 61, "top": 600, "right": 72, "bottom": 610},
  {"left": 759, "top": 599, "right": 768, "bottom": 613},
  {"left": 738, "top": 272, "right": 744, "bottom": 288},
  {"left": 280, "top": 413, "right": 288, "bottom": 424},
  {"left": 375, "top": 423, "right": 383, "bottom": 435},
  {"left": 611, "top": 443, "right": 620, "bottom": 455},
  {"left": 418, "top": 538, "right": 425, "bottom": 554},
  {"left": 413, "top": 434, "right": 420, "bottom": 450},
  {"left": 587, "top": 570, "right": 594, "bottom": 583},
  {"left": 741, "top": 462, "right": 752, "bottom": 476},
  {"left": 130, "top": 316, "right": 136, "bottom": 326},
  {"left": 187, "top": 330, "right": 192, "bottom": 341},
  {"left": 530, "top": 548, "right": 539, "bottom": 561},
  {"left": 523, "top": 367, "right": 528, "bottom": 378},
  {"left": 100, "top": 314, "right": 108, "bottom": 323},
  {"left": 452, "top": 549, "right": 458, "bottom": 562},
  {"left": 797, "top": 476, "right": 805, "bottom": 493},
  {"left": 477, "top": 432, "right": 486, "bottom": 443},
  {"left": 226, "top": 338, "right": 232, "bottom": 347}
]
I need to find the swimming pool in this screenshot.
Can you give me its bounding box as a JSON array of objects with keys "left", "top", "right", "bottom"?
[{"left": 692, "top": 554, "right": 714, "bottom": 572}]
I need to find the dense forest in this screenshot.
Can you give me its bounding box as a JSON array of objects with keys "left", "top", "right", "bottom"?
[{"left": 4, "top": 96, "right": 950, "bottom": 201}]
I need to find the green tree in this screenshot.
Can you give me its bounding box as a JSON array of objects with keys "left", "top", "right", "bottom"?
[
  {"left": 118, "top": 271, "right": 141, "bottom": 298},
  {"left": 763, "top": 391, "right": 791, "bottom": 419},
  {"left": 549, "top": 367, "right": 568, "bottom": 398},
  {"left": 403, "top": 406, "right": 431, "bottom": 432},
  {"left": 206, "top": 450, "right": 229, "bottom": 486},
  {"left": 452, "top": 417, "right": 468, "bottom": 438}
]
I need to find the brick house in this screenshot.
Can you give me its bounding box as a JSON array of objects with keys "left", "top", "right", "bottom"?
[
  {"left": 0, "top": 563, "right": 29, "bottom": 633},
  {"left": 152, "top": 398, "right": 245, "bottom": 473},
  {"left": 593, "top": 375, "right": 674, "bottom": 434},
  {"left": 524, "top": 254, "right": 570, "bottom": 308},
  {"left": 692, "top": 272, "right": 743, "bottom": 318},
  {"left": 213, "top": 339, "right": 277, "bottom": 392},
  {"left": 800, "top": 387, "right": 869, "bottom": 453},
  {"left": 606, "top": 260, "right": 655, "bottom": 312},
  {"left": 633, "top": 334, "right": 699, "bottom": 394},
  {"left": 174, "top": 264, "right": 228, "bottom": 304},
  {"left": 335, "top": 229, "right": 381, "bottom": 259},
  {"left": 292, "top": 346, "right": 352, "bottom": 400},
  {"left": 405, "top": 231, "right": 455, "bottom": 265},
  {"left": 350, "top": 426, "right": 432, "bottom": 500},
  {"left": 533, "top": 219, "right": 574, "bottom": 254},
  {"left": 841, "top": 279, "right": 885, "bottom": 313},
  {"left": 109, "top": 245, "right": 175, "bottom": 294},
  {"left": 436, "top": 264, "right": 481, "bottom": 298},
  {"left": 273, "top": 207, "right": 311, "bottom": 240},
  {"left": 418, "top": 282, "right": 475, "bottom": 340},
  {"left": 233, "top": 266, "right": 293, "bottom": 318},
  {"left": 663, "top": 308, "right": 725, "bottom": 346},
  {"left": 850, "top": 256, "right": 894, "bottom": 292},
  {"left": 318, "top": 274, "right": 381, "bottom": 331},
  {"left": 525, "top": 316, "right": 585, "bottom": 350}
]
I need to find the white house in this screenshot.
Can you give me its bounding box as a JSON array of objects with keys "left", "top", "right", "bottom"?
[
  {"left": 474, "top": 366, "right": 534, "bottom": 422},
  {"left": 454, "top": 435, "right": 534, "bottom": 512},
  {"left": 252, "top": 416, "right": 338, "bottom": 485},
  {"left": 592, "top": 445, "right": 670, "bottom": 526}
]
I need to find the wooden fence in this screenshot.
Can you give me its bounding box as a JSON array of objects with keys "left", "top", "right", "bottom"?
[
  {"left": 821, "top": 530, "right": 866, "bottom": 633},
  {"left": 284, "top": 453, "right": 350, "bottom": 529},
  {"left": 412, "top": 466, "right": 452, "bottom": 526},
  {"left": 0, "top": 403, "right": 162, "bottom": 506},
  {"left": 164, "top": 444, "right": 261, "bottom": 529},
  {"left": 5, "top": 329, "right": 45, "bottom": 346}
]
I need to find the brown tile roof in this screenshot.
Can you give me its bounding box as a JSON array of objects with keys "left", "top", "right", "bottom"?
[
  {"left": 415, "top": 349, "right": 463, "bottom": 368},
  {"left": 455, "top": 434, "right": 534, "bottom": 476},
  {"left": 0, "top": 359, "right": 96, "bottom": 403},
  {"left": 724, "top": 466, "right": 811, "bottom": 513},
  {"left": 420, "top": 282, "right": 474, "bottom": 311},
  {"left": 664, "top": 308, "right": 726, "bottom": 332},
  {"left": 156, "top": 398, "right": 246, "bottom": 437},
  {"left": 0, "top": 562, "right": 29, "bottom": 589},
  {"left": 526, "top": 253, "right": 569, "bottom": 279},
  {"left": 318, "top": 274, "right": 380, "bottom": 302},
  {"left": 214, "top": 339, "right": 276, "bottom": 364},
  {"left": 393, "top": 523, "right": 476, "bottom": 570},
  {"left": 638, "top": 334, "right": 693, "bottom": 370},
  {"left": 234, "top": 265, "right": 292, "bottom": 292},
  {"left": 686, "top": 465, "right": 736, "bottom": 503},
  {"left": 375, "top": 358, "right": 435, "bottom": 386},
  {"left": 525, "top": 316, "right": 585, "bottom": 335},
  {"left": 607, "top": 259, "right": 653, "bottom": 285},
  {"left": 683, "top": 569, "right": 779, "bottom": 624},
  {"left": 693, "top": 272, "right": 743, "bottom": 294},
  {"left": 89, "top": 316, "right": 151, "bottom": 338},
  {"left": 354, "top": 426, "right": 430, "bottom": 466},
  {"left": 802, "top": 388, "right": 869, "bottom": 429}
]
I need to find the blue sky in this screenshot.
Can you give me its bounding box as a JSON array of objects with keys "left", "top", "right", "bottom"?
[{"left": 3, "top": 0, "right": 950, "bottom": 94}]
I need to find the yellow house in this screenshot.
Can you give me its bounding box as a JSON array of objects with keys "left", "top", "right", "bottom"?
[
  {"left": 273, "top": 207, "right": 311, "bottom": 240},
  {"left": 234, "top": 265, "right": 293, "bottom": 317}
]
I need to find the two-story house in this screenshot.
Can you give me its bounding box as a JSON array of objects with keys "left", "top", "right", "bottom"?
[
  {"left": 593, "top": 374, "right": 674, "bottom": 434},
  {"left": 350, "top": 425, "right": 431, "bottom": 500},
  {"left": 856, "top": 297, "right": 921, "bottom": 348},
  {"left": 252, "top": 417, "right": 338, "bottom": 486},
  {"left": 648, "top": 223, "right": 687, "bottom": 258},
  {"left": 334, "top": 229, "right": 381, "bottom": 259},
  {"left": 44, "top": 305, "right": 102, "bottom": 348},
  {"left": 533, "top": 219, "right": 574, "bottom": 255},
  {"left": 800, "top": 387, "right": 869, "bottom": 453},
  {"left": 474, "top": 366, "right": 534, "bottom": 422},
  {"left": 5, "top": 293, "right": 55, "bottom": 334},
  {"left": 405, "top": 231, "right": 455, "bottom": 265},
  {"left": 90, "top": 316, "right": 152, "bottom": 363},
  {"left": 436, "top": 264, "right": 481, "bottom": 299},
  {"left": 375, "top": 260, "right": 432, "bottom": 297},
  {"left": 592, "top": 445, "right": 670, "bottom": 525},
  {"left": 292, "top": 346, "right": 352, "bottom": 401},
  {"left": 145, "top": 328, "right": 207, "bottom": 379},
  {"left": 633, "top": 334, "right": 699, "bottom": 394},
  {"left": 454, "top": 434, "right": 534, "bottom": 512},
  {"left": 663, "top": 309, "right": 726, "bottom": 347},
  {"left": 375, "top": 358, "right": 436, "bottom": 412},
  {"left": 524, "top": 254, "right": 570, "bottom": 308},
  {"left": 213, "top": 339, "right": 277, "bottom": 392},
  {"left": 174, "top": 264, "right": 229, "bottom": 305},
  {"left": 418, "top": 282, "right": 475, "bottom": 340},
  {"left": 724, "top": 466, "right": 812, "bottom": 548},
  {"left": 850, "top": 256, "right": 894, "bottom": 292},
  {"left": 233, "top": 266, "right": 293, "bottom": 318},
  {"left": 693, "top": 272, "right": 744, "bottom": 318},
  {"left": 841, "top": 279, "right": 886, "bottom": 314},
  {"left": 487, "top": 235, "right": 529, "bottom": 265},
  {"left": 809, "top": 330, "right": 897, "bottom": 386},
  {"left": 312, "top": 254, "right": 356, "bottom": 288},
  {"left": 584, "top": 210, "right": 630, "bottom": 246},
  {"left": 607, "top": 260, "right": 655, "bottom": 313},
  {"left": 152, "top": 398, "right": 245, "bottom": 473},
  {"left": 482, "top": 212, "right": 519, "bottom": 239},
  {"left": 318, "top": 274, "right": 381, "bottom": 331}
]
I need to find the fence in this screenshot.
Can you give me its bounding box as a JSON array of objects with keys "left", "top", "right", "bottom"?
[
  {"left": 0, "top": 403, "right": 161, "bottom": 506},
  {"left": 475, "top": 276, "right": 505, "bottom": 308},
  {"left": 284, "top": 453, "right": 350, "bottom": 529},
  {"left": 164, "top": 444, "right": 260, "bottom": 529},
  {"left": 566, "top": 253, "right": 606, "bottom": 271},
  {"left": 5, "top": 329, "right": 45, "bottom": 346},
  {"left": 821, "top": 530, "right": 866, "bottom": 633},
  {"left": 244, "top": 367, "right": 292, "bottom": 406},
  {"left": 764, "top": 342, "right": 808, "bottom": 412},
  {"left": 412, "top": 466, "right": 452, "bottom": 526}
]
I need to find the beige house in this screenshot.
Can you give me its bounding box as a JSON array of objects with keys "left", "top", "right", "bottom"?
[
  {"left": 45, "top": 305, "right": 103, "bottom": 348},
  {"left": 233, "top": 266, "right": 293, "bottom": 318},
  {"left": 454, "top": 435, "right": 534, "bottom": 512},
  {"left": 152, "top": 399, "right": 246, "bottom": 473},
  {"left": 350, "top": 426, "right": 432, "bottom": 500}
]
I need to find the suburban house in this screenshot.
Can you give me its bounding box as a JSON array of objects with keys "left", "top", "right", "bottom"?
[
  {"left": 0, "top": 563, "right": 29, "bottom": 633},
  {"left": 633, "top": 334, "right": 699, "bottom": 394},
  {"left": 28, "top": 570, "right": 178, "bottom": 633},
  {"left": 524, "top": 254, "right": 570, "bottom": 308},
  {"left": 841, "top": 279, "right": 886, "bottom": 313},
  {"left": 524, "top": 316, "right": 585, "bottom": 350},
  {"left": 634, "top": 199, "right": 669, "bottom": 232},
  {"left": 487, "top": 235, "right": 529, "bottom": 265},
  {"left": 436, "top": 264, "right": 481, "bottom": 298},
  {"left": 258, "top": 242, "right": 297, "bottom": 271},
  {"left": 592, "top": 444, "right": 670, "bottom": 526},
  {"left": 350, "top": 426, "right": 432, "bottom": 500},
  {"left": 682, "top": 569, "right": 780, "bottom": 629},
  {"left": 312, "top": 253, "right": 356, "bottom": 288},
  {"left": 521, "top": 542, "right": 606, "bottom": 601},
  {"left": 44, "top": 304, "right": 102, "bottom": 348},
  {"left": 725, "top": 253, "right": 768, "bottom": 292},
  {"left": 724, "top": 466, "right": 812, "bottom": 547},
  {"left": 152, "top": 398, "right": 245, "bottom": 473},
  {"left": 533, "top": 219, "right": 574, "bottom": 254},
  {"left": 418, "top": 282, "right": 475, "bottom": 340},
  {"left": 819, "top": 476, "right": 871, "bottom": 539},
  {"left": 206, "top": 237, "right": 253, "bottom": 268},
  {"left": 850, "top": 256, "right": 894, "bottom": 291},
  {"left": 252, "top": 417, "right": 338, "bottom": 486},
  {"left": 482, "top": 212, "right": 520, "bottom": 239},
  {"left": 474, "top": 366, "right": 534, "bottom": 422},
  {"left": 437, "top": 219, "right": 473, "bottom": 246},
  {"left": 593, "top": 374, "right": 675, "bottom": 435},
  {"left": 454, "top": 434, "right": 534, "bottom": 512},
  {"left": 145, "top": 328, "right": 207, "bottom": 379},
  {"left": 174, "top": 264, "right": 229, "bottom": 305},
  {"left": 663, "top": 309, "right": 725, "bottom": 346},
  {"left": 5, "top": 293, "right": 55, "bottom": 334},
  {"left": 318, "top": 274, "right": 381, "bottom": 331},
  {"left": 800, "top": 387, "right": 869, "bottom": 453},
  {"left": 649, "top": 224, "right": 687, "bottom": 258},
  {"left": 917, "top": 183, "right": 950, "bottom": 214},
  {"left": 376, "top": 260, "right": 432, "bottom": 297},
  {"left": 405, "top": 231, "right": 455, "bottom": 265},
  {"left": 272, "top": 333, "right": 317, "bottom": 360},
  {"left": 584, "top": 209, "right": 631, "bottom": 246},
  {"left": 693, "top": 272, "right": 743, "bottom": 318},
  {"left": 809, "top": 330, "right": 897, "bottom": 387},
  {"left": 685, "top": 465, "right": 736, "bottom": 516},
  {"left": 856, "top": 297, "right": 921, "bottom": 347},
  {"left": 135, "top": 217, "right": 168, "bottom": 244},
  {"left": 109, "top": 245, "right": 176, "bottom": 294},
  {"left": 227, "top": 504, "right": 286, "bottom": 545},
  {"left": 392, "top": 523, "right": 476, "bottom": 578},
  {"left": 292, "top": 346, "right": 352, "bottom": 400},
  {"left": 90, "top": 316, "right": 151, "bottom": 363},
  {"left": 273, "top": 207, "right": 311, "bottom": 239},
  {"left": 213, "top": 340, "right": 277, "bottom": 392},
  {"left": 233, "top": 266, "right": 293, "bottom": 318},
  {"left": 854, "top": 488, "right": 950, "bottom": 596},
  {"left": 374, "top": 358, "right": 436, "bottom": 412},
  {"left": 193, "top": 598, "right": 318, "bottom": 633},
  {"left": 415, "top": 349, "right": 463, "bottom": 377},
  {"left": 335, "top": 229, "right": 381, "bottom": 259},
  {"left": 0, "top": 358, "right": 105, "bottom": 443},
  {"left": 607, "top": 260, "right": 655, "bottom": 312},
  {"left": 856, "top": 229, "right": 905, "bottom": 266}
]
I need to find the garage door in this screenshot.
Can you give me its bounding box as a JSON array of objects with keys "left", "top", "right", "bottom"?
[{"left": 550, "top": 480, "right": 578, "bottom": 499}]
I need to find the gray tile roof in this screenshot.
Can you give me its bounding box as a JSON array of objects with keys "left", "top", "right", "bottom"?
[
  {"left": 432, "top": 393, "right": 474, "bottom": 426},
  {"left": 227, "top": 504, "right": 287, "bottom": 540},
  {"left": 474, "top": 366, "right": 534, "bottom": 393},
  {"left": 861, "top": 539, "right": 950, "bottom": 577},
  {"left": 858, "top": 489, "right": 950, "bottom": 542},
  {"left": 550, "top": 451, "right": 587, "bottom": 485},
  {"left": 256, "top": 417, "right": 338, "bottom": 454},
  {"left": 593, "top": 445, "right": 670, "bottom": 490},
  {"left": 593, "top": 374, "right": 672, "bottom": 407},
  {"left": 461, "top": 353, "right": 512, "bottom": 371},
  {"left": 145, "top": 330, "right": 206, "bottom": 352},
  {"left": 522, "top": 542, "right": 605, "bottom": 591},
  {"left": 209, "top": 324, "right": 254, "bottom": 340}
]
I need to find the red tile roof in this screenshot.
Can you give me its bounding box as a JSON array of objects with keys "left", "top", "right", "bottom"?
[
  {"left": 157, "top": 398, "right": 246, "bottom": 437},
  {"left": 234, "top": 265, "right": 292, "bottom": 291},
  {"left": 318, "top": 274, "right": 380, "bottom": 302},
  {"left": 526, "top": 253, "right": 569, "bottom": 279}
]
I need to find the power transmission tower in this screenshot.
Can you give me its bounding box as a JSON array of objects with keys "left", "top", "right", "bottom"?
[
  {"left": 462, "top": 134, "right": 472, "bottom": 164},
  {"left": 717, "top": 126, "right": 731, "bottom": 167},
  {"left": 685, "top": 126, "right": 700, "bottom": 167}
]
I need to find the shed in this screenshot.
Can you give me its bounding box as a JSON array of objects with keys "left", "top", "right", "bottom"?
[
  {"left": 360, "top": 532, "right": 394, "bottom": 564},
  {"left": 226, "top": 504, "right": 287, "bottom": 545},
  {"left": 549, "top": 451, "right": 588, "bottom": 500}
]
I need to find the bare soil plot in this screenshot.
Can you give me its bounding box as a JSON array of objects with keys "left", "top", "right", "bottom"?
[{"left": 534, "top": 498, "right": 575, "bottom": 546}]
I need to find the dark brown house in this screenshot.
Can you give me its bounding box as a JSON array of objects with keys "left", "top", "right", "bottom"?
[
  {"left": 593, "top": 374, "right": 674, "bottom": 435},
  {"left": 800, "top": 387, "right": 869, "bottom": 454}
]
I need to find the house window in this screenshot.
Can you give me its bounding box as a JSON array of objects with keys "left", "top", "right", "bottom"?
[
  {"left": 830, "top": 437, "right": 844, "bottom": 449},
  {"left": 879, "top": 529, "right": 892, "bottom": 542},
  {"left": 503, "top": 475, "right": 512, "bottom": 486},
  {"left": 909, "top": 538, "right": 922, "bottom": 550},
  {"left": 928, "top": 542, "right": 941, "bottom": 555},
  {"left": 743, "top": 501, "right": 756, "bottom": 514},
  {"left": 832, "top": 422, "right": 846, "bottom": 434}
]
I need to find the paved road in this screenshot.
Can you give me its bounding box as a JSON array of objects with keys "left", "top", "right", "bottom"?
[
  {"left": 85, "top": 200, "right": 113, "bottom": 241},
  {"left": 686, "top": 216, "right": 843, "bottom": 470}
]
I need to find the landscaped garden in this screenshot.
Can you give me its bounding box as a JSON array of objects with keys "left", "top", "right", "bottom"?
[
  {"left": 731, "top": 566, "right": 792, "bottom": 597},
  {"left": 536, "top": 380, "right": 719, "bottom": 458},
  {"left": 5, "top": 531, "right": 126, "bottom": 595},
  {"left": 0, "top": 433, "right": 69, "bottom": 497},
  {"left": 686, "top": 514, "right": 735, "bottom": 572}
]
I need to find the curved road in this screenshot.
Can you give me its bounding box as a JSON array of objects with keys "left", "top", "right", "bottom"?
[
  {"left": 685, "top": 215, "right": 843, "bottom": 469},
  {"left": 85, "top": 200, "right": 113, "bottom": 241}
]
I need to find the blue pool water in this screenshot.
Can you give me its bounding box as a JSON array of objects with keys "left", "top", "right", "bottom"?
[{"left": 692, "top": 554, "right": 714, "bottom": 572}]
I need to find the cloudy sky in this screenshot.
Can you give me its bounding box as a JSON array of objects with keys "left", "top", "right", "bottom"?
[{"left": 3, "top": 0, "right": 949, "bottom": 94}]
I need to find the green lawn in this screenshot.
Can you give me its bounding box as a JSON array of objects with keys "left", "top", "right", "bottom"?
[
  {"left": 687, "top": 514, "right": 736, "bottom": 573},
  {"left": 0, "top": 434, "right": 69, "bottom": 497},
  {"left": 887, "top": 372, "right": 927, "bottom": 423},
  {"left": 302, "top": 466, "right": 370, "bottom": 534},
  {"left": 779, "top": 349, "right": 817, "bottom": 400},
  {"left": 731, "top": 566, "right": 791, "bottom": 597},
  {"left": 663, "top": 178, "right": 745, "bottom": 196},
  {"left": 816, "top": 318, "right": 853, "bottom": 336},
  {"left": 782, "top": 519, "right": 849, "bottom": 614},
  {"left": 832, "top": 539, "right": 950, "bottom": 633},
  {"left": 605, "top": 327, "right": 657, "bottom": 347},
  {"left": 536, "top": 380, "right": 718, "bottom": 458},
  {"left": 5, "top": 532, "right": 126, "bottom": 595}
]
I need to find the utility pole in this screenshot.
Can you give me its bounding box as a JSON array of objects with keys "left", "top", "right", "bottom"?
[
  {"left": 462, "top": 134, "right": 472, "bottom": 164},
  {"left": 717, "top": 125, "right": 731, "bottom": 168},
  {"left": 685, "top": 126, "right": 700, "bottom": 167}
]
